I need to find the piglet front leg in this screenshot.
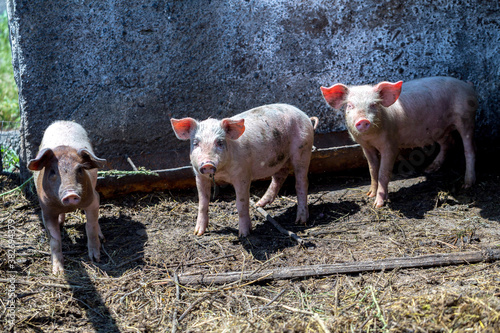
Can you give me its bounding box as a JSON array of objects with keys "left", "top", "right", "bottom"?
[
  {"left": 362, "top": 146, "right": 380, "bottom": 198},
  {"left": 84, "top": 192, "right": 103, "bottom": 262},
  {"left": 42, "top": 211, "right": 64, "bottom": 274},
  {"left": 195, "top": 175, "right": 212, "bottom": 235},
  {"left": 233, "top": 178, "right": 252, "bottom": 237}
]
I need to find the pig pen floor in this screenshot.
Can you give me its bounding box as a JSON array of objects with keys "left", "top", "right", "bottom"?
[{"left": 1, "top": 166, "right": 500, "bottom": 332}]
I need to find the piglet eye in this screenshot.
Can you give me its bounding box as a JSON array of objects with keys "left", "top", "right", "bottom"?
[
  {"left": 216, "top": 139, "right": 225, "bottom": 148},
  {"left": 192, "top": 139, "right": 200, "bottom": 147},
  {"left": 346, "top": 103, "right": 354, "bottom": 110},
  {"left": 47, "top": 169, "right": 57, "bottom": 180}
]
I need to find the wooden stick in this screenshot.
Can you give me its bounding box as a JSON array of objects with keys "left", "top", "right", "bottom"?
[
  {"left": 174, "top": 249, "right": 500, "bottom": 286},
  {"left": 171, "top": 273, "right": 180, "bottom": 333},
  {"left": 178, "top": 293, "right": 212, "bottom": 323},
  {"left": 250, "top": 198, "right": 304, "bottom": 245},
  {"left": 126, "top": 156, "right": 138, "bottom": 171}
]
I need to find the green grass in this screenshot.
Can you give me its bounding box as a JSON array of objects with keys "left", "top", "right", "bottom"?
[{"left": 0, "top": 11, "right": 19, "bottom": 130}]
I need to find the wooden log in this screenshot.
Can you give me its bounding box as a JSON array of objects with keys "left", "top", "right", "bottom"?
[{"left": 175, "top": 249, "right": 500, "bottom": 286}]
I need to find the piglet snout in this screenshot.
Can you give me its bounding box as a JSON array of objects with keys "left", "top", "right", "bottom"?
[
  {"left": 61, "top": 192, "right": 81, "bottom": 206},
  {"left": 199, "top": 161, "right": 217, "bottom": 175},
  {"left": 355, "top": 118, "right": 371, "bottom": 132}
]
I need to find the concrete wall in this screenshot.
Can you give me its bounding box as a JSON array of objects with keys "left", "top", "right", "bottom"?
[{"left": 7, "top": 0, "right": 500, "bottom": 178}]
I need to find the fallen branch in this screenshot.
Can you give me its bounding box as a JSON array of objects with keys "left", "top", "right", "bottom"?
[
  {"left": 250, "top": 198, "right": 304, "bottom": 245},
  {"left": 171, "top": 249, "right": 500, "bottom": 286}
]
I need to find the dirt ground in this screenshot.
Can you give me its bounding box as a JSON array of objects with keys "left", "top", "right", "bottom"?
[{"left": 1, "top": 156, "right": 500, "bottom": 332}]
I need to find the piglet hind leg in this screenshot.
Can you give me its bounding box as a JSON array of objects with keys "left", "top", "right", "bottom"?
[
  {"left": 425, "top": 136, "right": 452, "bottom": 174},
  {"left": 291, "top": 151, "right": 311, "bottom": 224},
  {"left": 233, "top": 179, "right": 252, "bottom": 237},
  {"left": 256, "top": 165, "right": 289, "bottom": 207},
  {"left": 458, "top": 126, "right": 476, "bottom": 188},
  {"left": 84, "top": 192, "right": 103, "bottom": 263}
]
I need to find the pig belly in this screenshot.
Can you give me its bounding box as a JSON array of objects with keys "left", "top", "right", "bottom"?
[
  {"left": 397, "top": 124, "right": 455, "bottom": 149},
  {"left": 213, "top": 154, "right": 290, "bottom": 184},
  {"left": 251, "top": 156, "right": 290, "bottom": 181}
]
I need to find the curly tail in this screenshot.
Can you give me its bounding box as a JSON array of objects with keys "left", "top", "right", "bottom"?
[{"left": 310, "top": 116, "right": 319, "bottom": 130}]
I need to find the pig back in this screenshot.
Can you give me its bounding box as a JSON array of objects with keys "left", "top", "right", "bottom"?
[
  {"left": 232, "top": 104, "right": 314, "bottom": 142},
  {"left": 224, "top": 104, "right": 314, "bottom": 181},
  {"left": 392, "top": 77, "right": 477, "bottom": 148},
  {"left": 39, "top": 121, "right": 95, "bottom": 153}
]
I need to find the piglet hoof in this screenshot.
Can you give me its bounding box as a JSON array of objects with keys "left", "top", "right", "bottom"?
[
  {"left": 373, "top": 198, "right": 385, "bottom": 208},
  {"left": 194, "top": 226, "right": 206, "bottom": 236},
  {"left": 295, "top": 212, "right": 309, "bottom": 225},
  {"left": 88, "top": 247, "right": 101, "bottom": 263},
  {"left": 463, "top": 176, "right": 475, "bottom": 189},
  {"left": 238, "top": 224, "right": 252, "bottom": 238},
  {"left": 256, "top": 195, "right": 275, "bottom": 207},
  {"left": 424, "top": 163, "right": 441, "bottom": 174},
  {"left": 238, "top": 229, "right": 251, "bottom": 238},
  {"left": 255, "top": 199, "right": 270, "bottom": 207},
  {"left": 462, "top": 182, "right": 474, "bottom": 190},
  {"left": 52, "top": 262, "right": 65, "bottom": 275}
]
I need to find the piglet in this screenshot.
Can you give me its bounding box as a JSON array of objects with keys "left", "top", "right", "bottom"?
[
  {"left": 28, "top": 121, "right": 106, "bottom": 274},
  {"left": 171, "top": 104, "right": 317, "bottom": 237},
  {"left": 321, "top": 76, "right": 477, "bottom": 207}
]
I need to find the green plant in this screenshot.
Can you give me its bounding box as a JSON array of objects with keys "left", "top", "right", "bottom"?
[
  {"left": 0, "top": 11, "right": 20, "bottom": 129},
  {"left": 1, "top": 145, "right": 19, "bottom": 172}
]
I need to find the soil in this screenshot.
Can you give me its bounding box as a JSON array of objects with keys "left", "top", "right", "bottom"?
[{"left": 1, "top": 158, "right": 500, "bottom": 332}]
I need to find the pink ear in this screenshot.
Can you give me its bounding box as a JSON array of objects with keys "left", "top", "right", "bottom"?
[
  {"left": 221, "top": 119, "right": 245, "bottom": 140},
  {"left": 320, "top": 84, "right": 349, "bottom": 109},
  {"left": 171, "top": 118, "right": 197, "bottom": 140},
  {"left": 374, "top": 81, "right": 403, "bottom": 107}
]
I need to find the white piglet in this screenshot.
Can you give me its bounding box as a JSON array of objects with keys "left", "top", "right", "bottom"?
[
  {"left": 171, "top": 104, "right": 317, "bottom": 237},
  {"left": 321, "top": 76, "right": 477, "bottom": 208}
]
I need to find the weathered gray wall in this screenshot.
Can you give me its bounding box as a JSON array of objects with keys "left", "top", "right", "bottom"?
[{"left": 7, "top": 0, "right": 500, "bottom": 178}]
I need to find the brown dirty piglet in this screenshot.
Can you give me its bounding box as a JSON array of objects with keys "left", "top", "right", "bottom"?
[
  {"left": 171, "top": 104, "right": 318, "bottom": 237},
  {"left": 321, "top": 76, "right": 477, "bottom": 208},
  {"left": 28, "top": 121, "right": 106, "bottom": 274}
]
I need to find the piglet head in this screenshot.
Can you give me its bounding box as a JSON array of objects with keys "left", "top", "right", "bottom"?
[
  {"left": 171, "top": 117, "right": 245, "bottom": 176},
  {"left": 321, "top": 81, "right": 403, "bottom": 135},
  {"left": 28, "top": 146, "right": 106, "bottom": 207}
]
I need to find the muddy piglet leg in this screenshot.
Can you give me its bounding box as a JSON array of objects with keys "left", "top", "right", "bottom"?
[
  {"left": 84, "top": 191, "right": 102, "bottom": 262},
  {"left": 362, "top": 146, "right": 380, "bottom": 197},
  {"left": 42, "top": 211, "right": 64, "bottom": 274},
  {"left": 195, "top": 174, "right": 212, "bottom": 236},
  {"left": 233, "top": 178, "right": 252, "bottom": 237}
]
